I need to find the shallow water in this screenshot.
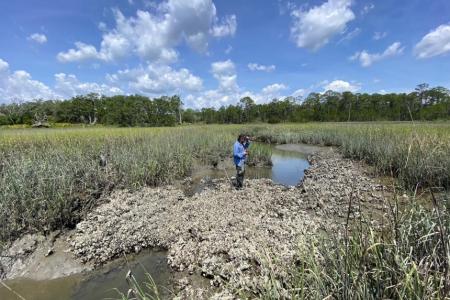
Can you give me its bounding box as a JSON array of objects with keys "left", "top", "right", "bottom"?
[
  {"left": 0, "top": 250, "right": 172, "bottom": 300},
  {"left": 0, "top": 143, "right": 320, "bottom": 300},
  {"left": 186, "top": 143, "right": 320, "bottom": 194}
]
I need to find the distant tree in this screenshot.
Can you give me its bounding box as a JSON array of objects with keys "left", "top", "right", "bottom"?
[
  {"left": 1, "top": 84, "right": 448, "bottom": 126},
  {"left": 239, "top": 96, "right": 255, "bottom": 122},
  {"left": 182, "top": 108, "right": 199, "bottom": 123}
]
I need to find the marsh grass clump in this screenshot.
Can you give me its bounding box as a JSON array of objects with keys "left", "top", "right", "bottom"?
[
  {"left": 246, "top": 143, "right": 273, "bottom": 167},
  {"left": 115, "top": 271, "right": 165, "bottom": 300}
]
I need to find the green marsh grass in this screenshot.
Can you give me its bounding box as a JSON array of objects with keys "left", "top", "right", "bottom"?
[
  {"left": 248, "top": 122, "right": 450, "bottom": 189},
  {"left": 116, "top": 271, "right": 163, "bottom": 300},
  {"left": 0, "top": 122, "right": 449, "bottom": 246},
  {"left": 0, "top": 125, "right": 273, "bottom": 242},
  {"left": 254, "top": 192, "right": 450, "bottom": 300}
]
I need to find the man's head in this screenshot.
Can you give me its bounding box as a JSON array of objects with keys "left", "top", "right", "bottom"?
[{"left": 237, "top": 134, "right": 246, "bottom": 143}]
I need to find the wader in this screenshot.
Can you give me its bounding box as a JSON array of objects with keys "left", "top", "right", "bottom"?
[{"left": 236, "top": 164, "right": 245, "bottom": 188}]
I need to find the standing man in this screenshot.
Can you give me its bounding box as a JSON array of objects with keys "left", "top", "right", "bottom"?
[{"left": 233, "top": 134, "right": 248, "bottom": 189}]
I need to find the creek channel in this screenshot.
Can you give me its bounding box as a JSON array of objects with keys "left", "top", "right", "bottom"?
[
  {"left": 0, "top": 143, "right": 321, "bottom": 300},
  {"left": 183, "top": 143, "right": 321, "bottom": 195}
]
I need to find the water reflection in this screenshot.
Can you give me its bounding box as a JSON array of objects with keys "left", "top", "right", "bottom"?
[
  {"left": 188, "top": 143, "right": 315, "bottom": 191},
  {"left": 0, "top": 251, "right": 172, "bottom": 300},
  {"left": 72, "top": 250, "right": 171, "bottom": 300},
  {"left": 270, "top": 148, "right": 309, "bottom": 186}
]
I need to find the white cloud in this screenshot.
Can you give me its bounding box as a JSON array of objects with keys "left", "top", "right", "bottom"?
[
  {"left": 57, "top": 0, "right": 237, "bottom": 63},
  {"left": 0, "top": 58, "right": 126, "bottom": 103},
  {"left": 361, "top": 3, "right": 374, "bottom": 15},
  {"left": 373, "top": 31, "right": 387, "bottom": 40},
  {"left": 292, "top": 88, "right": 306, "bottom": 98},
  {"left": 211, "top": 60, "right": 235, "bottom": 75},
  {"left": 211, "top": 60, "right": 238, "bottom": 92},
  {"left": 57, "top": 42, "right": 102, "bottom": 62},
  {"left": 5, "top": 70, "right": 55, "bottom": 100},
  {"left": 98, "top": 22, "right": 108, "bottom": 31},
  {"left": 414, "top": 24, "right": 450, "bottom": 59},
  {"left": 54, "top": 73, "right": 123, "bottom": 98},
  {"left": 248, "top": 63, "right": 276, "bottom": 72},
  {"left": 0, "top": 59, "right": 56, "bottom": 102},
  {"left": 0, "top": 59, "right": 9, "bottom": 72},
  {"left": 27, "top": 33, "right": 47, "bottom": 44},
  {"left": 338, "top": 27, "right": 361, "bottom": 43},
  {"left": 278, "top": 0, "right": 297, "bottom": 15},
  {"left": 250, "top": 83, "right": 289, "bottom": 103},
  {"left": 184, "top": 60, "right": 239, "bottom": 108},
  {"left": 185, "top": 60, "right": 291, "bottom": 108},
  {"left": 262, "top": 83, "right": 287, "bottom": 94},
  {"left": 323, "top": 80, "right": 360, "bottom": 92},
  {"left": 143, "top": 0, "right": 160, "bottom": 9},
  {"left": 0, "top": 58, "right": 204, "bottom": 103},
  {"left": 107, "top": 64, "right": 203, "bottom": 95},
  {"left": 290, "top": 0, "right": 355, "bottom": 51},
  {"left": 351, "top": 42, "right": 404, "bottom": 67},
  {"left": 244, "top": 83, "right": 291, "bottom": 104},
  {"left": 210, "top": 15, "right": 237, "bottom": 38}
]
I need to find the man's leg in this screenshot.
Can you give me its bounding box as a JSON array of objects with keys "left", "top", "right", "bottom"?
[
  {"left": 236, "top": 165, "right": 245, "bottom": 188},
  {"left": 236, "top": 166, "right": 242, "bottom": 188}
]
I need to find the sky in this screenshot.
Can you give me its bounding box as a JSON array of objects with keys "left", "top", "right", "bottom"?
[{"left": 0, "top": 0, "right": 449, "bottom": 108}]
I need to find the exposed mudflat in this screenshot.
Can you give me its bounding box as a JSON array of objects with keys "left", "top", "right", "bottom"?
[
  {"left": 0, "top": 231, "right": 91, "bottom": 281},
  {"left": 68, "top": 148, "right": 386, "bottom": 298}
]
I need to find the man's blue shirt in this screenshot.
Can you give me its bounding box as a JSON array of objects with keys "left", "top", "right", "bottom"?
[{"left": 233, "top": 141, "right": 246, "bottom": 167}]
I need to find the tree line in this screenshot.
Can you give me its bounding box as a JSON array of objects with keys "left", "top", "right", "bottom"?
[
  {"left": 0, "top": 84, "right": 449, "bottom": 127},
  {"left": 0, "top": 94, "right": 183, "bottom": 127}
]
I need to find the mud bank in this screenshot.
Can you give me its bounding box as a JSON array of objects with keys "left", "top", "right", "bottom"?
[
  {"left": 67, "top": 148, "right": 385, "bottom": 298},
  {"left": 0, "top": 231, "right": 91, "bottom": 281}
]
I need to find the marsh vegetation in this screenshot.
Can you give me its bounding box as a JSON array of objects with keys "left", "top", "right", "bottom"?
[{"left": 1, "top": 122, "right": 449, "bottom": 299}]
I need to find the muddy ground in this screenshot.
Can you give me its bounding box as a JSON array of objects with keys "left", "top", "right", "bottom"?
[{"left": 1, "top": 148, "right": 387, "bottom": 299}]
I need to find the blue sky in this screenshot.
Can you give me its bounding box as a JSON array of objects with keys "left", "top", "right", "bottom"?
[{"left": 0, "top": 0, "right": 449, "bottom": 108}]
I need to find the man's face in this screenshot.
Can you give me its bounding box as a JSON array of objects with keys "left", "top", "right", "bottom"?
[{"left": 239, "top": 136, "right": 245, "bottom": 143}]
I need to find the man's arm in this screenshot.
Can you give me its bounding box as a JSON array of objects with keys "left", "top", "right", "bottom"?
[{"left": 243, "top": 136, "right": 252, "bottom": 149}]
